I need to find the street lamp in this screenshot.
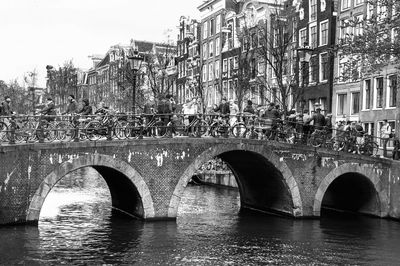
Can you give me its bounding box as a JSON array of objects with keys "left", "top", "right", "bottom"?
[
  {"left": 127, "top": 50, "right": 144, "bottom": 114},
  {"left": 297, "top": 42, "right": 313, "bottom": 63}
]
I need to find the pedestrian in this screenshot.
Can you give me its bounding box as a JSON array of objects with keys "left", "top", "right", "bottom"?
[
  {"left": 229, "top": 100, "right": 239, "bottom": 126},
  {"left": 166, "top": 94, "right": 176, "bottom": 114},
  {"left": 40, "top": 97, "right": 56, "bottom": 122},
  {"left": 302, "top": 110, "right": 310, "bottom": 143},
  {"left": 308, "top": 107, "right": 325, "bottom": 131},
  {"left": 77, "top": 99, "right": 92, "bottom": 116},
  {"left": 381, "top": 119, "right": 392, "bottom": 157},
  {"left": 213, "top": 97, "right": 230, "bottom": 120},
  {"left": 0, "top": 96, "right": 12, "bottom": 116},
  {"left": 243, "top": 100, "right": 255, "bottom": 124},
  {"left": 62, "top": 95, "right": 78, "bottom": 115},
  {"left": 243, "top": 100, "right": 254, "bottom": 114}
]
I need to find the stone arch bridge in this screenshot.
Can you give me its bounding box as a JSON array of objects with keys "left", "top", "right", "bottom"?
[{"left": 0, "top": 138, "right": 399, "bottom": 225}]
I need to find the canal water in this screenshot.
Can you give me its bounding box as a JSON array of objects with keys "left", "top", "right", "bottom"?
[{"left": 0, "top": 170, "right": 399, "bottom": 265}]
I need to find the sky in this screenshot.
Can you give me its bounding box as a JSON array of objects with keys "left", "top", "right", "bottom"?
[{"left": 0, "top": 0, "right": 201, "bottom": 87}]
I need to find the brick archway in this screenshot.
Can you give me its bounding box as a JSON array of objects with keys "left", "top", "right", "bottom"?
[
  {"left": 27, "top": 153, "right": 155, "bottom": 223},
  {"left": 313, "top": 163, "right": 389, "bottom": 217},
  {"left": 168, "top": 143, "right": 303, "bottom": 218}
]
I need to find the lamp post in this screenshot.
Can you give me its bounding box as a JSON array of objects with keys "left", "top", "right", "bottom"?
[
  {"left": 127, "top": 50, "right": 144, "bottom": 115},
  {"left": 296, "top": 42, "right": 313, "bottom": 113}
]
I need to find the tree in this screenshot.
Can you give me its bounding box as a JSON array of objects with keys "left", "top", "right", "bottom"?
[
  {"left": 245, "top": 3, "right": 302, "bottom": 116},
  {"left": 104, "top": 45, "right": 147, "bottom": 113},
  {"left": 337, "top": 0, "right": 400, "bottom": 137},
  {"left": 235, "top": 24, "right": 259, "bottom": 112},
  {"left": 0, "top": 79, "right": 31, "bottom": 114},
  {"left": 144, "top": 43, "right": 177, "bottom": 100},
  {"left": 338, "top": 0, "right": 400, "bottom": 78},
  {"left": 47, "top": 60, "right": 78, "bottom": 108}
]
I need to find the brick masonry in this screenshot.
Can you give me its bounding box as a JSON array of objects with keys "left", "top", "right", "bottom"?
[{"left": 0, "top": 138, "right": 399, "bottom": 225}]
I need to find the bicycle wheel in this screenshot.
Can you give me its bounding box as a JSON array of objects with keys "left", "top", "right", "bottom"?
[
  {"left": 26, "top": 121, "right": 39, "bottom": 142},
  {"left": 197, "top": 120, "right": 209, "bottom": 136},
  {"left": 114, "top": 120, "right": 127, "bottom": 140},
  {"left": 85, "top": 121, "right": 101, "bottom": 141},
  {"left": 209, "top": 122, "right": 221, "bottom": 138},
  {"left": 44, "top": 122, "right": 57, "bottom": 142},
  {"left": 125, "top": 120, "right": 142, "bottom": 139},
  {"left": 308, "top": 134, "right": 322, "bottom": 148},
  {"left": 231, "top": 122, "right": 247, "bottom": 138},
  {"left": 245, "top": 128, "right": 258, "bottom": 139},
  {"left": 360, "top": 142, "right": 379, "bottom": 156},
  {"left": 151, "top": 120, "right": 166, "bottom": 138},
  {"left": 332, "top": 138, "right": 346, "bottom": 151},
  {"left": 55, "top": 121, "right": 74, "bottom": 141}
]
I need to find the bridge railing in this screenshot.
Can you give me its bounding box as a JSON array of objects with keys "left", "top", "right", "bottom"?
[{"left": 0, "top": 113, "right": 394, "bottom": 158}]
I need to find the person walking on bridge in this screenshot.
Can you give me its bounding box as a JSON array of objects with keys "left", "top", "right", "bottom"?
[
  {"left": 0, "top": 96, "right": 13, "bottom": 116},
  {"left": 381, "top": 119, "right": 392, "bottom": 158},
  {"left": 62, "top": 95, "right": 78, "bottom": 115}
]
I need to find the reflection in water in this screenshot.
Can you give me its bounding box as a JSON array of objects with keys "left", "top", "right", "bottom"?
[{"left": 0, "top": 171, "right": 399, "bottom": 265}]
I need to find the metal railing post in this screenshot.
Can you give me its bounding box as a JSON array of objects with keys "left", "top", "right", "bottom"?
[
  {"left": 8, "top": 117, "right": 16, "bottom": 145},
  {"left": 107, "top": 123, "right": 113, "bottom": 141},
  {"left": 73, "top": 120, "right": 80, "bottom": 142}
]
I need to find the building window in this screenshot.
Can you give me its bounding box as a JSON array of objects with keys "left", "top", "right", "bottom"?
[
  {"left": 203, "top": 43, "right": 207, "bottom": 59},
  {"left": 258, "top": 61, "right": 264, "bottom": 76},
  {"left": 228, "top": 80, "right": 234, "bottom": 100},
  {"left": 215, "top": 60, "right": 220, "bottom": 78},
  {"left": 340, "top": 19, "right": 352, "bottom": 40},
  {"left": 203, "top": 21, "right": 208, "bottom": 39},
  {"left": 228, "top": 58, "right": 233, "bottom": 77},
  {"left": 216, "top": 15, "right": 221, "bottom": 33},
  {"left": 320, "top": 53, "right": 328, "bottom": 81},
  {"left": 310, "top": 24, "right": 317, "bottom": 48},
  {"left": 222, "top": 81, "right": 228, "bottom": 97},
  {"left": 388, "top": 75, "right": 397, "bottom": 108},
  {"left": 364, "top": 79, "right": 371, "bottom": 109},
  {"left": 273, "top": 29, "right": 279, "bottom": 48},
  {"left": 363, "top": 122, "right": 375, "bottom": 136},
  {"left": 299, "top": 28, "right": 307, "bottom": 46},
  {"left": 215, "top": 37, "right": 220, "bottom": 56},
  {"left": 341, "top": 0, "right": 351, "bottom": 10},
  {"left": 202, "top": 64, "right": 207, "bottom": 82},
  {"left": 209, "top": 41, "right": 214, "bottom": 57},
  {"left": 320, "top": 20, "right": 328, "bottom": 46},
  {"left": 209, "top": 19, "right": 214, "bottom": 36},
  {"left": 208, "top": 62, "right": 214, "bottom": 81},
  {"left": 309, "top": 56, "right": 318, "bottom": 83},
  {"left": 233, "top": 56, "right": 239, "bottom": 69},
  {"left": 351, "top": 92, "right": 360, "bottom": 115},
  {"left": 223, "top": 59, "right": 228, "bottom": 73},
  {"left": 354, "top": 15, "right": 363, "bottom": 36},
  {"left": 337, "top": 94, "right": 347, "bottom": 115},
  {"left": 310, "top": 0, "right": 317, "bottom": 21},
  {"left": 376, "top": 77, "right": 384, "bottom": 108},
  {"left": 355, "top": 0, "right": 364, "bottom": 6},
  {"left": 292, "top": 20, "right": 297, "bottom": 43}
]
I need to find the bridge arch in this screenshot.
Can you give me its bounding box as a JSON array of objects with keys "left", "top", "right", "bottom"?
[
  {"left": 313, "top": 163, "right": 389, "bottom": 217},
  {"left": 168, "top": 143, "right": 303, "bottom": 218},
  {"left": 27, "top": 153, "right": 155, "bottom": 223}
]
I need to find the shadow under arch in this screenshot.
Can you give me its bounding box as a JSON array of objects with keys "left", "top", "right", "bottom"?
[
  {"left": 313, "top": 163, "right": 389, "bottom": 217},
  {"left": 27, "top": 153, "right": 155, "bottom": 224},
  {"left": 168, "top": 143, "right": 303, "bottom": 218}
]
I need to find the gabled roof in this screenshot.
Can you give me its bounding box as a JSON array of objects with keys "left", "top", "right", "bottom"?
[{"left": 96, "top": 54, "right": 110, "bottom": 68}]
